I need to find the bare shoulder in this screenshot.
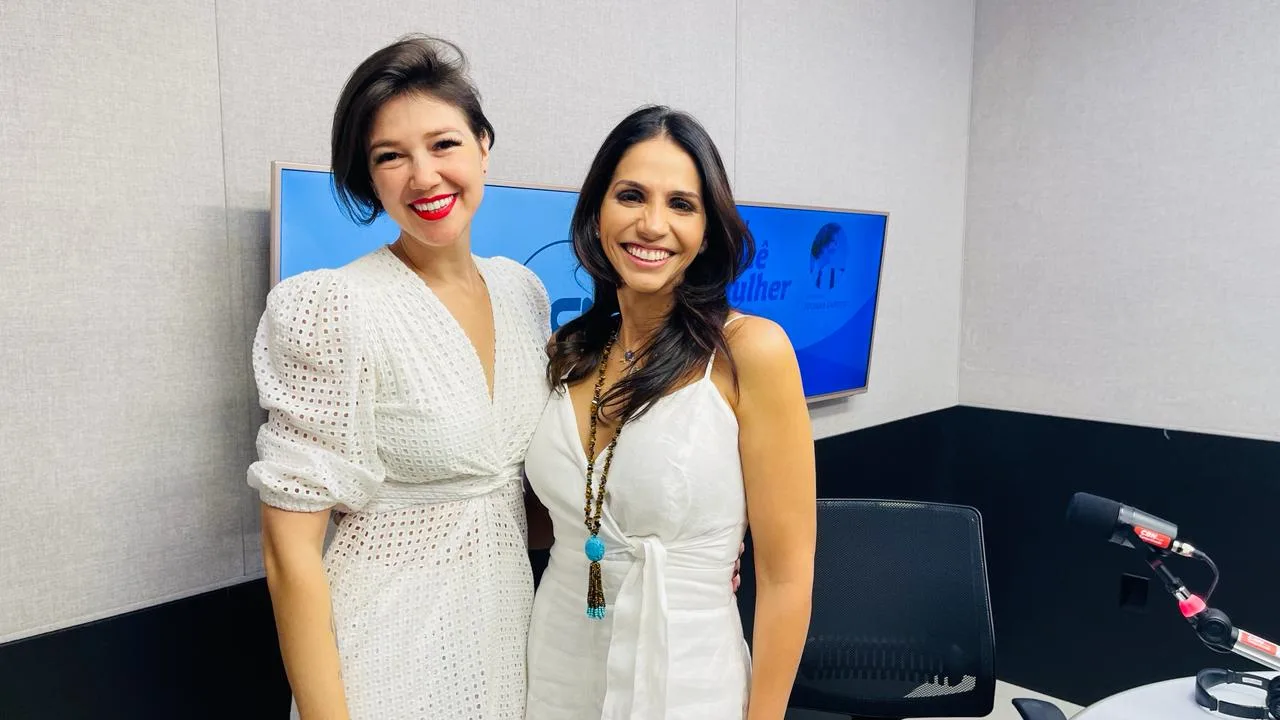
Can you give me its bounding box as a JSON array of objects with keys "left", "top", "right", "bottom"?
[
  {"left": 711, "top": 314, "right": 802, "bottom": 412},
  {"left": 725, "top": 314, "right": 798, "bottom": 378}
]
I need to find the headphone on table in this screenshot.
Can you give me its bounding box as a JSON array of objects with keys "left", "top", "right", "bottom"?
[{"left": 1195, "top": 668, "right": 1280, "bottom": 719}]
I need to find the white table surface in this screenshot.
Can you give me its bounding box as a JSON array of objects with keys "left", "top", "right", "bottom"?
[{"left": 1075, "top": 672, "right": 1277, "bottom": 719}]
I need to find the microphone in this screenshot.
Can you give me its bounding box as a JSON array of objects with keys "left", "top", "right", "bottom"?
[
  {"left": 1065, "top": 491, "right": 1280, "bottom": 674},
  {"left": 1065, "top": 492, "right": 1197, "bottom": 557}
]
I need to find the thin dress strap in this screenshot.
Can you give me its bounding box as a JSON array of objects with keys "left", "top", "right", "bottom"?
[{"left": 704, "top": 314, "right": 750, "bottom": 379}]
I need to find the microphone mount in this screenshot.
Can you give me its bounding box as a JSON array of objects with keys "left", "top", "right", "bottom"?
[{"left": 1145, "top": 547, "right": 1280, "bottom": 674}]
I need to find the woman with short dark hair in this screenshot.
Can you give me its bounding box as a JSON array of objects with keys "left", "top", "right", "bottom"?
[{"left": 249, "top": 35, "right": 549, "bottom": 719}]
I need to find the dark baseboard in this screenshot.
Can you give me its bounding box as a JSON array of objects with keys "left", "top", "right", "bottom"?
[
  {"left": 0, "top": 580, "right": 288, "bottom": 720},
  {"left": 3, "top": 405, "right": 1276, "bottom": 716}
]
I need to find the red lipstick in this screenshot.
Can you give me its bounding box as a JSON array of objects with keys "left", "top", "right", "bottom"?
[{"left": 411, "top": 194, "right": 457, "bottom": 222}]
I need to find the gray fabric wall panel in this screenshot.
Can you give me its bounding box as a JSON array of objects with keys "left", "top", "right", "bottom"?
[
  {"left": 0, "top": 1, "right": 245, "bottom": 641},
  {"left": 963, "top": 1, "right": 1280, "bottom": 440},
  {"left": 2, "top": 0, "right": 975, "bottom": 640},
  {"left": 736, "top": 0, "right": 977, "bottom": 439},
  {"left": 214, "top": 0, "right": 738, "bottom": 573}
]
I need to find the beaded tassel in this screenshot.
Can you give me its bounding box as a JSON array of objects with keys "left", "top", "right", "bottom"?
[
  {"left": 585, "top": 533, "right": 607, "bottom": 618},
  {"left": 586, "top": 560, "right": 606, "bottom": 619}
]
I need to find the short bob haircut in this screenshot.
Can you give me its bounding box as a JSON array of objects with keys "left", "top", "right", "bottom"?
[{"left": 330, "top": 34, "right": 494, "bottom": 225}]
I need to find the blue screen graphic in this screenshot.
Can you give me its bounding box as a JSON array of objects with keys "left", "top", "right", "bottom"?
[{"left": 275, "top": 166, "right": 886, "bottom": 398}]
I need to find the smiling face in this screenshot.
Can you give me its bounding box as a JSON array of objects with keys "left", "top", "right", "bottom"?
[
  {"left": 366, "top": 92, "right": 489, "bottom": 250},
  {"left": 597, "top": 135, "right": 707, "bottom": 297}
]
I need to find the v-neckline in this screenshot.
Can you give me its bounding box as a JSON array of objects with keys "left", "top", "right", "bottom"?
[
  {"left": 559, "top": 315, "right": 747, "bottom": 472},
  {"left": 383, "top": 246, "right": 501, "bottom": 406},
  {"left": 560, "top": 377, "right": 710, "bottom": 469},
  {"left": 561, "top": 386, "right": 607, "bottom": 468}
]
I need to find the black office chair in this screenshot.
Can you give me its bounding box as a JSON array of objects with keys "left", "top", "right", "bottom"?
[{"left": 739, "top": 499, "right": 996, "bottom": 719}]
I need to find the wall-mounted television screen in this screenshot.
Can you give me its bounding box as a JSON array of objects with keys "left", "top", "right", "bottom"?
[{"left": 270, "top": 162, "right": 887, "bottom": 400}]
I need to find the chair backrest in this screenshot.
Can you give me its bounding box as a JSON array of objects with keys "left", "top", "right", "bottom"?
[{"left": 738, "top": 499, "right": 996, "bottom": 719}]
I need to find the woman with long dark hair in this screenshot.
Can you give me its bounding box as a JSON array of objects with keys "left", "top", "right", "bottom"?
[{"left": 524, "top": 106, "right": 816, "bottom": 719}]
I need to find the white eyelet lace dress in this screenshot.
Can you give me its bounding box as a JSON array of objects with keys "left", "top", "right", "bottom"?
[{"left": 248, "top": 246, "right": 551, "bottom": 720}]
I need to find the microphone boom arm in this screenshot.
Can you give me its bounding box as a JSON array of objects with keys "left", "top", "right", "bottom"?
[{"left": 1147, "top": 550, "right": 1280, "bottom": 673}]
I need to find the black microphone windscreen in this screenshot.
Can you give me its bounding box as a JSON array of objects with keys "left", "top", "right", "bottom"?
[{"left": 1066, "top": 492, "right": 1123, "bottom": 539}]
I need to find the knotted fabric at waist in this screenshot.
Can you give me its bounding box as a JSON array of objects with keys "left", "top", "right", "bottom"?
[{"left": 569, "top": 529, "right": 741, "bottom": 720}]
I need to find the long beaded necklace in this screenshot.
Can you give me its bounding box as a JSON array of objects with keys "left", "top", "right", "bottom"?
[{"left": 583, "top": 331, "right": 629, "bottom": 619}]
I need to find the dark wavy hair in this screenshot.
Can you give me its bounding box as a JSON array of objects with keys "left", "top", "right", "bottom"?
[
  {"left": 330, "top": 34, "right": 494, "bottom": 225},
  {"left": 546, "top": 105, "right": 755, "bottom": 421}
]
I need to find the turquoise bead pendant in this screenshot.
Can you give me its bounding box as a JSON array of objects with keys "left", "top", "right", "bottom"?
[{"left": 584, "top": 534, "right": 606, "bottom": 562}]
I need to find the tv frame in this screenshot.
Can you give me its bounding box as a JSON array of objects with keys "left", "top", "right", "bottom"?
[{"left": 269, "top": 160, "right": 888, "bottom": 402}]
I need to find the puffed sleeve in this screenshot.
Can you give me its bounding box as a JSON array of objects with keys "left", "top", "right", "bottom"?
[{"left": 247, "top": 270, "right": 384, "bottom": 512}]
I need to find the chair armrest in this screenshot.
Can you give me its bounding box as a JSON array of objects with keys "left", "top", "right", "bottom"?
[{"left": 1012, "top": 697, "right": 1070, "bottom": 720}]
